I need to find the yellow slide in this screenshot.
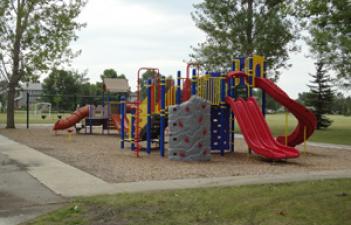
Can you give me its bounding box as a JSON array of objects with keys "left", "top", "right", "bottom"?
[{"left": 137, "top": 88, "right": 174, "bottom": 130}]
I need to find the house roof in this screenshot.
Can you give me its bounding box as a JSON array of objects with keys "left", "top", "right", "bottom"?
[{"left": 103, "top": 78, "right": 130, "bottom": 93}]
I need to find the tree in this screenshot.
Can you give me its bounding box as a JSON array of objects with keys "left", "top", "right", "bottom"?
[
  {"left": 302, "top": 0, "right": 351, "bottom": 89},
  {"left": 42, "top": 69, "right": 81, "bottom": 111},
  {"left": 191, "top": 0, "right": 300, "bottom": 80},
  {"left": 332, "top": 92, "right": 351, "bottom": 116},
  {"left": 305, "top": 62, "right": 334, "bottom": 129},
  {"left": 139, "top": 70, "right": 159, "bottom": 99},
  {"left": 0, "top": 0, "right": 86, "bottom": 128},
  {"left": 100, "top": 69, "right": 126, "bottom": 80}
]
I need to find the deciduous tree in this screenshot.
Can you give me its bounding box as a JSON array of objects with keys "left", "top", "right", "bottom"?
[
  {"left": 0, "top": 0, "right": 86, "bottom": 128},
  {"left": 191, "top": 0, "right": 300, "bottom": 80}
]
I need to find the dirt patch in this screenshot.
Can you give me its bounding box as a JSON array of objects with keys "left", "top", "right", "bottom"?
[{"left": 1, "top": 127, "right": 351, "bottom": 183}]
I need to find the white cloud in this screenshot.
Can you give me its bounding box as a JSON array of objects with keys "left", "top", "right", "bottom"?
[{"left": 67, "top": 0, "right": 321, "bottom": 99}]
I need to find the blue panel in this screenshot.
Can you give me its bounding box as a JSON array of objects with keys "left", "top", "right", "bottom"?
[{"left": 210, "top": 106, "right": 230, "bottom": 152}]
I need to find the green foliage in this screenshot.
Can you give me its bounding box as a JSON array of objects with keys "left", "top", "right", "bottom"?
[
  {"left": 305, "top": 62, "right": 334, "bottom": 129},
  {"left": 191, "top": 0, "right": 300, "bottom": 80},
  {"left": 302, "top": 0, "right": 351, "bottom": 89},
  {"left": 42, "top": 69, "right": 81, "bottom": 111},
  {"left": 332, "top": 93, "right": 351, "bottom": 116},
  {"left": 0, "top": 0, "right": 86, "bottom": 127},
  {"left": 100, "top": 69, "right": 126, "bottom": 80},
  {"left": 140, "top": 70, "right": 159, "bottom": 99}
]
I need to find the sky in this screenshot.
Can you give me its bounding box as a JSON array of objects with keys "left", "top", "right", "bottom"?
[{"left": 69, "top": 0, "right": 317, "bottom": 99}]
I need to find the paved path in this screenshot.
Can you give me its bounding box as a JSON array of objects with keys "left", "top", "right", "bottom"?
[
  {"left": 0, "top": 151, "right": 64, "bottom": 225},
  {"left": 1, "top": 134, "right": 351, "bottom": 224}
]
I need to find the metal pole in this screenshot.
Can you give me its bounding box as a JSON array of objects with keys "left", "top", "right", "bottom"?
[
  {"left": 131, "top": 109, "right": 135, "bottom": 151},
  {"left": 176, "top": 71, "right": 181, "bottom": 105},
  {"left": 146, "top": 79, "right": 152, "bottom": 154},
  {"left": 160, "top": 76, "right": 166, "bottom": 157},
  {"left": 220, "top": 78, "right": 226, "bottom": 156},
  {"left": 262, "top": 61, "right": 267, "bottom": 117},
  {"left": 26, "top": 92, "right": 29, "bottom": 129},
  {"left": 120, "top": 96, "right": 125, "bottom": 149},
  {"left": 230, "top": 77, "right": 235, "bottom": 152},
  {"left": 191, "top": 68, "right": 197, "bottom": 95}
]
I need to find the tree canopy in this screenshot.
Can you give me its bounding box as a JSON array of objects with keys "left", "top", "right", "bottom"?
[
  {"left": 302, "top": 0, "right": 351, "bottom": 89},
  {"left": 42, "top": 69, "right": 81, "bottom": 111},
  {"left": 100, "top": 69, "right": 126, "bottom": 80},
  {"left": 191, "top": 0, "right": 300, "bottom": 80},
  {"left": 0, "top": 0, "right": 86, "bottom": 128}
]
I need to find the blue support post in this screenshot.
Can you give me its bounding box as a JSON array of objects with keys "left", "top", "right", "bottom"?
[
  {"left": 89, "top": 105, "right": 92, "bottom": 134},
  {"left": 160, "top": 76, "right": 166, "bottom": 157},
  {"left": 146, "top": 79, "right": 152, "bottom": 154},
  {"left": 249, "top": 57, "right": 253, "bottom": 97},
  {"left": 176, "top": 71, "right": 181, "bottom": 105},
  {"left": 230, "top": 77, "right": 235, "bottom": 152},
  {"left": 131, "top": 109, "right": 135, "bottom": 151},
  {"left": 191, "top": 68, "right": 197, "bottom": 95},
  {"left": 220, "top": 78, "right": 226, "bottom": 156},
  {"left": 262, "top": 62, "right": 267, "bottom": 117},
  {"left": 107, "top": 93, "right": 111, "bottom": 134},
  {"left": 120, "top": 96, "right": 125, "bottom": 149}
]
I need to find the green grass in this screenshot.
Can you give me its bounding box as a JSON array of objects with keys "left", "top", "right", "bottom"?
[
  {"left": 0, "top": 111, "right": 71, "bottom": 124},
  {"left": 1, "top": 111, "right": 350, "bottom": 145},
  {"left": 26, "top": 179, "right": 351, "bottom": 225},
  {"left": 235, "top": 113, "right": 351, "bottom": 145}
]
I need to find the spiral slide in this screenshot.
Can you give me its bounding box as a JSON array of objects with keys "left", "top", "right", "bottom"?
[
  {"left": 226, "top": 97, "right": 299, "bottom": 160},
  {"left": 53, "top": 105, "right": 89, "bottom": 130},
  {"left": 228, "top": 72, "right": 317, "bottom": 147}
]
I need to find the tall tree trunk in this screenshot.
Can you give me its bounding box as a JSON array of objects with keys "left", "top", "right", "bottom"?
[
  {"left": 6, "top": 84, "right": 16, "bottom": 128},
  {"left": 6, "top": 0, "right": 23, "bottom": 129}
]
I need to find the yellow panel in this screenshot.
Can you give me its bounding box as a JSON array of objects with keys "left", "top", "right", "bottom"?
[{"left": 253, "top": 55, "right": 265, "bottom": 78}]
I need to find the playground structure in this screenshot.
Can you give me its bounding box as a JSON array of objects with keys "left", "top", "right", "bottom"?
[
  {"left": 53, "top": 55, "right": 317, "bottom": 161},
  {"left": 53, "top": 78, "right": 130, "bottom": 134}
]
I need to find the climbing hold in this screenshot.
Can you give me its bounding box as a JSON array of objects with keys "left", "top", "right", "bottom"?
[
  {"left": 198, "top": 115, "right": 203, "bottom": 124},
  {"left": 178, "top": 120, "right": 184, "bottom": 128},
  {"left": 184, "top": 136, "right": 190, "bottom": 143}
]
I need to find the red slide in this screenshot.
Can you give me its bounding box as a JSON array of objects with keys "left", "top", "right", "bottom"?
[
  {"left": 227, "top": 72, "right": 317, "bottom": 147},
  {"left": 226, "top": 97, "right": 299, "bottom": 160},
  {"left": 53, "top": 106, "right": 89, "bottom": 130},
  {"left": 111, "top": 114, "right": 130, "bottom": 133}
]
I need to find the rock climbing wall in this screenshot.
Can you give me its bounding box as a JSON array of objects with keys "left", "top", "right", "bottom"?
[{"left": 168, "top": 96, "right": 211, "bottom": 161}]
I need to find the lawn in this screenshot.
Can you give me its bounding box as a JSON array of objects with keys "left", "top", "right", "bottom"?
[
  {"left": 0, "top": 111, "right": 350, "bottom": 145},
  {"left": 0, "top": 111, "right": 70, "bottom": 124},
  {"left": 237, "top": 113, "right": 351, "bottom": 145},
  {"left": 26, "top": 179, "right": 351, "bottom": 225}
]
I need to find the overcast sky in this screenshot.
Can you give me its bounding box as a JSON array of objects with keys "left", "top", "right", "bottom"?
[{"left": 69, "top": 0, "right": 317, "bottom": 99}]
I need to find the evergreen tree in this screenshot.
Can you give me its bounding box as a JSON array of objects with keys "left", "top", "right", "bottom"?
[
  {"left": 191, "top": 0, "right": 300, "bottom": 80},
  {"left": 306, "top": 61, "right": 334, "bottom": 129}
]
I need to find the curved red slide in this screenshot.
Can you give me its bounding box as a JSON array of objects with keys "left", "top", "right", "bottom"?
[
  {"left": 245, "top": 97, "right": 299, "bottom": 158},
  {"left": 227, "top": 71, "right": 317, "bottom": 147},
  {"left": 53, "top": 106, "right": 89, "bottom": 130},
  {"left": 226, "top": 97, "right": 292, "bottom": 160}
]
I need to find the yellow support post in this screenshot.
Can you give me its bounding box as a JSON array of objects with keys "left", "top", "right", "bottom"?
[
  {"left": 303, "top": 125, "right": 307, "bottom": 154},
  {"left": 285, "top": 110, "right": 289, "bottom": 146}
]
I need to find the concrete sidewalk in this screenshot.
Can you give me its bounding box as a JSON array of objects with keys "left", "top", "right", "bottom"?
[
  {"left": 1, "top": 134, "right": 351, "bottom": 198},
  {"left": 0, "top": 151, "right": 64, "bottom": 225},
  {"left": 1, "top": 134, "right": 351, "bottom": 225},
  {"left": 0, "top": 135, "right": 115, "bottom": 198}
]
